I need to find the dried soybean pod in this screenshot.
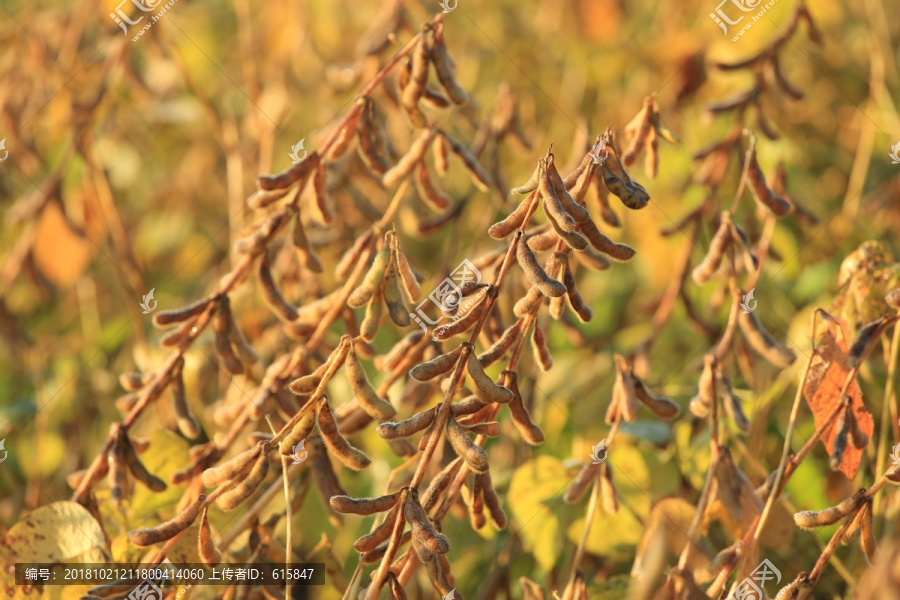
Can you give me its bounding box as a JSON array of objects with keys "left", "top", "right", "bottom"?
[
  {"left": 152, "top": 298, "right": 212, "bottom": 328},
  {"left": 401, "top": 35, "right": 430, "bottom": 106},
  {"left": 531, "top": 322, "right": 553, "bottom": 371},
  {"left": 859, "top": 501, "right": 876, "bottom": 564},
  {"left": 794, "top": 493, "right": 862, "bottom": 529},
  {"left": 547, "top": 158, "right": 590, "bottom": 223},
  {"left": 361, "top": 286, "right": 384, "bottom": 342},
  {"left": 644, "top": 126, "right": 659, "bottom": 179},
  {"left": 330, "top": 491, "right": 402, "bottom": 515},
  {"left": 692, "top": 213, "right": 733, "bottom": 285},
  {"left": 354, "top": 503, "right": 401, "bottom": 553},
  {"left": 466, "top": 345, "right": 514, "bottom": 403},
  {"left": 414, "top": 161, "right": 452, "bottom": 211},
  {"left": 601, "top": 163, "right": 649, "bottom": 210},
  {"left": 121, "top": 432, "right": 167, "bottom": 492},
  {"left": 830, "top": 408, "right": 851, "bottom": 470},
  {"left": 328, "top": 101, "right": 364, "bottom": 160},
  {"left": 170, "top": 359, "right": 200, "bottom": 439},
  {"left": 480, "top": 471, "right": 508, "bottom": 530},
  {"left": 432, "top": 134, "right": 450, "bottom": 176},
  {"left": 746, "top": 151, "right": 791, "bottom": 216},
  {"left": 505, "top": 371, "right": 545, "bottom": 445},
  {"left": 846, "top": 407, "right": 869, "bottom": 449},
  {"left": 431, "top": 26, "right": 468, "bottom": 104},
  {"left": 421, "top": 457, "right": 464, "bottom": 512},
  {"left": 348, "top": 240, "right": 392, "bottom": 308},
  {"left": 613, "top": 354, "right": 639, "bottom": 422},
  {"left": 600, "top": 463, "right": 619, "bottom": 513},
  {"left": 393, "top": 243, "right": 421, "bottom": 302},
  {"left": 108, "top": 430, "right": 127, "bottom": 507},
  {"left": 592, "top": 173, "right": 621, "bottom": 228},
  {"left": 404, "top": 489, "right": 451, "bottom": 555},
  {"left": 317, "top": 399, "right": 371, "bottom": 471},
  {"left": 462, "top": 422, "right": 501, "bottom": 437},
  {"left": 738, "top": 309, "right": 797, "bottom": 367},
  {"left": 345, "top": 341, "right": 396, "bottom": 420},
  {"left": 562, "top": 259, "right": 592, "bottom": 323},
  {"left": 546, "top": 210, "right": 589, "bottom": 251},
  {"left": 279, "top": 410, "right": 316, "bottom": 456},
  {"left": 574, "top": 246, "right": 612, "bottom": 271},
  {"left": 289, "top": 361, "right": 330, "bottom": 394},
  {"left": 517, "top": 234, "right": 567, "bottom": 297},
  {"left": 376, "top": 408, "right": 437, "bottom": 439},
  {"left": 442, "top": 132, "right": 493, "bottom": 191},
  {"left": 213, "top": 299, "right": 243, "bottom": 375},
  {"left": 257, "top": 151, "right": 319, "bottom": 191},
  {"left": 489, "top": 196, "right": 532, "bottom": 239},
  {"left": 512, "top": 162, "right": 541, "bottom": 195},
  {"left": 849, "top": 316, "right": 898, "bottom": 368},
  {"left": 446, "top": 414, "right": 489, "bottom": 473},
  {"left": 468, "top": 474, "right": 487, "bottom": 529},
  {"left": 383, "top": 261, "right": 411, "bottom": 328},
  {"left": 383, "top": 129, "right": 435, "bottom": 188},
  {"left": 202, "top": 446, "right": 262, "bottom": 487},
  {"left": 292, "top": 211, "right": 323, "bottom": 273},
  {"left": 564, "top": 463, "right": 599, "bottom": 503},
  {"left": 337, "top": 232, "right": 376, "bottom": 283},
  {"left": 479, "top": 319, "right": 524, "bottom": 367},
  {"left": 723, "top": 388, "right": 750, "bottom": 433},
  {"left": 198, "top": 508, "right": 222, "bottom": 565},
  {"left": 514, "top": 285, "right": 544, "bottom": 317},
  {"left": 388, "top": 573, "right": 409, "bottom": 600},
  {"left": 579, "top": 219, "right": 636, "bottom": 261},
  {"left": 527, "top": 228, "right": 559, "bottom": 252},
  {"left": 357, "top": 101, "right": 392, "bottom": 175},
  {"left": 540, "top": 162, "right": 577, "bottom": 231},
  {"left": 432, "top": 289, "right": 488, "bottom": 340},
  {"left": 622, "top": 103, "right": 652, "bottom": 165},
  {"left": 451, "top": 396, "right": 488, "bottom": 417},
  {"left": 311, "top": 164, "right": 333, "bottom": 224},
  {"left": 632, "top": 377, "right": 679, "bottom": 418},
  {"left": 410, "top": 345, "right": 463, "bottom": 381},
  {"left": 129, "top": 495, "right": 204, "bottom": 546},
  {"left": 216, "top": 452, "right": 269, "bottom": 511},
  {"left": 228, "top": 320, "right": 259, "bottom": 366}
]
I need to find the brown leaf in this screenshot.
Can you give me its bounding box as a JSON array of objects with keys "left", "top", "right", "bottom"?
[{"left": 802, "top": 312, "right": 874, "bottom": 479}]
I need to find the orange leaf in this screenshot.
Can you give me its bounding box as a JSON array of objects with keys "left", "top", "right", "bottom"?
[{"left": 801, "top": 311, "right": 873, "bottom": 479}]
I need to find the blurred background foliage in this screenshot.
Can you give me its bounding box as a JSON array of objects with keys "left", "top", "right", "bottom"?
[{"left": 1, "top": 0, "right": 899, "bottom": 598}]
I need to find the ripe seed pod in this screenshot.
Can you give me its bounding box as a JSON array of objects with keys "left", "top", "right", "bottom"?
[
  {"left": 591, "top": 173, "right": 621, "bottom": 228},
  {"left": 600, "top": 463, "right": 619, "bottom": 513},
  {"left": 845, "top": 406, "right": 869, "bottom": 449},
  {"left": 479, "top": 319, "right": 525, "bottom": 367},
  {"left": 432, "top": 289, "right": 489, "bottom": 340},
  {"left": 400, "top": 35, "right": 430, "bottom": 107},
  {"left": 466, "top": 345, "right": 514, "bottom": 403},
  {"left": 462, "top": 422, "right": 501, "bottom": 437},
  {"left": 353, "top": 503, "right": 401, "bottom": 553},
  {"left": 120, "top": 431, "right": 166, "bottom": 492},
  {"left": 513, "top": 285, "right": 544, "bottom": 317},
  {"left": 432, "top": 134, "right": 450, "bottom": 176},
  {"left": 356, "top": 100, "right": 392, "bottom": 175},
  {"left": 600, "top": 163, "right": 648, "bottom": 210},
  {"left": 257, "top": 151, "right": 319, "bottom": 191},
  {"left": 348, "top": 240, "right": 392, "bottom": 308},
  {"left": 505, "top": 371, "right": 544, "bottom": 445},
  {"left": 361, "top": 284, "right": 385, "bottom": 342},
  {"left": 632, "top": 377, "right": 679, "bottom": 418},
  {"left": 345, "top": 341, "right": 396, "bottom": 420},
  {"left": 330, "top": 491, "right": 402, "bottom": 515},
  {"left": 579, "top": 219, "right": 636, "bottom": 261},
  {"left": 531, "top": 322, "right": 553, "bottom": 371},
  {"left": 202, "top": 446, "right": 262, "bottom": 487},
  {"left": 421, "top": 457, "right": 464, "bottom": 512},
  {"left": 217, "top": 452, "right": 269, "bottom": 511},
  {"left": 410, "top": 346, "right": 463, "bottom": 381},
  {"left": 830, "top": 408, "right": 851, "bottom": 470},
  {"left": 859, "top": 501, "right": 876, "bottom": 564},
  {"left": 613, "top": 354, "right": 639, "bottom": 422},
  {"left": 383, "top": 129, "right": 435, "bottom": 188},
  {"left": 561, "top": 259, "right": 592, "bottom": 323},
  {"left": 377, "top": 408, "right": 437, "bottom": 440},
  {"left": 289, "top": 361, "right": 331, "bottom": 395},
  {"left": 794, "top": 492, "right": 863, "bottom": 529},
  {"left": 388, "top": 573, "right": 409, "bottom": 600},
  {"left": 512, "top": 162, "right": 541, "bottom": 195},
  {"left": 644, "top": 126, "right": 659, "bottom": 179},
  {"left": 527, "top": 228, "right": 559, "bottom": 252},
  {"left": 564, "top": 463, "right": 599, "bottom": 504},
  {"left": 292, "top": 211, "right": 323, "bottom": 273},
  {"left": 540, "top": 164, "right": 577, "bottom": 232},
  {"left": 692, "top": 213, "right": 733, "bottom": 285},
  {"left": 337, "top": 231, "right": 375, "bottom": 282},
  {"left": 382, "top": 262, "right": 411, "bottom": 328},
  {"left": 442, "top": 132, "right": 493, "bottom": 191},
  {"left": 447, "top": 414, "right": 489, "bottom": 473},
  {"left": 170, "top": 359, "right": 200, "bottom": 439},
  {"left": 622, "top": 103, "right": 652, "bottom": 166},
  {"left": 392, "top": 243, "right": 421, "bottom": 303},
  {"left": 546, "top": 210, "right": 589, "bottom": 251},
  {"left": 279, "top": 409, "right": 316, "bottom": 456},
  {"left": 574, "top": 247, "right": 611, "bottom": 271},
  {"left": 547, "top": 158, "right": 590, "bottom": 223},
  {"left": 311, "top": 164, "right": 333, "bottom": 224},
  {"left": 738, "top": 309, "right": 797, "bottom": 367},
  {"left": 404, "top": 489, "right": 451, "bottom": 555},
  {"left": 479, "top": 471, "right": 507, "bottom": 530},
  {"left": 517, "top": 234, "right": 567, "bottom": 297},
  {"left": 489, "top": 196, "right": 532, "bottom": 239},
  {"left": 129, "top": 495, "right": 205, "bottom": 546},
  {"left": 451, "top": 395, "right": 488, "bottom": 417},
  {"left": 431, "top": 26, "right": 468, "bottom": 104},
  {"left": 317, "top": 398, "right": 371, "bottom": 471},
  {"left": 228, "top": 320, "right": 259, "bottom": 366},
  {"left": 108, "top": 431, "right": 127, "bottom": 507},
  {"left": 849, "top": 315, "right": 898, "bottom": 368},
  {"left": 414, "top": 161, "right": 452, "bottom": 211},
  {"left": 212, "top": 297, "right": 244, "bottom": 375},
  {"left": 468, "top": 473, "right": 486, "bottom": 529},
  {"left": 747, "top": 151, "right": 792, "bottom": 216},
  {"left": 198, "top": 508, "right": 222, "bottom": 565},
  {"left": 153, "top": 298, "right": 212, "bottom": 328}
]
